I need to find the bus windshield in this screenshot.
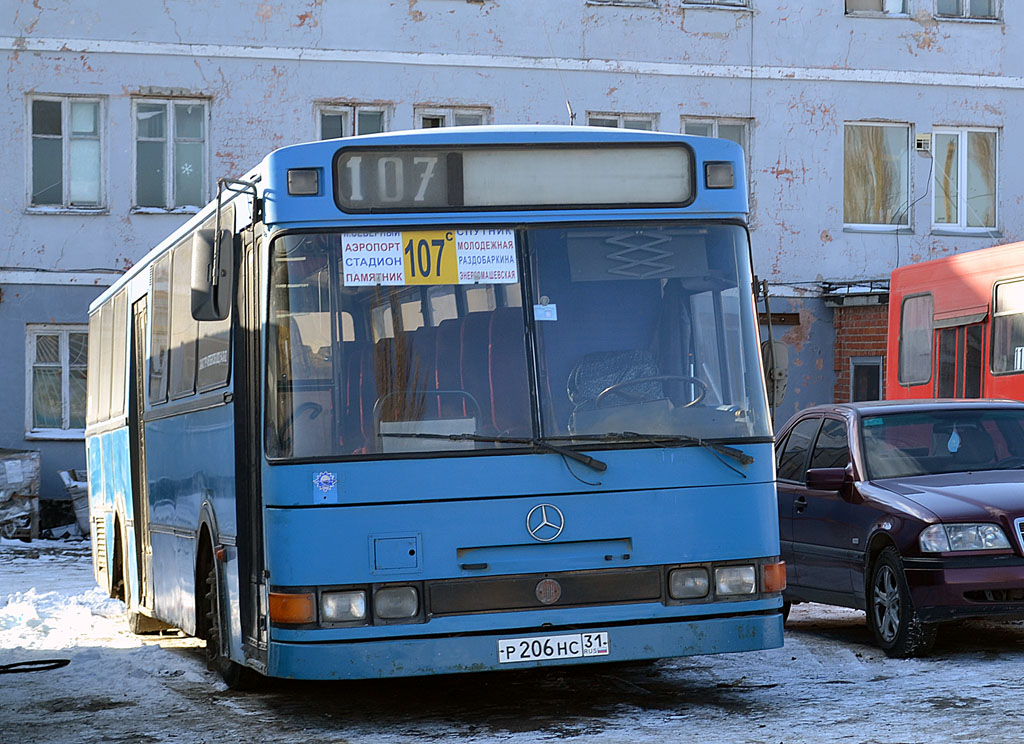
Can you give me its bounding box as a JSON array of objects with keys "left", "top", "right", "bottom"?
[{"left": 266, "top": 223, "right": 770, "bottom": 459}]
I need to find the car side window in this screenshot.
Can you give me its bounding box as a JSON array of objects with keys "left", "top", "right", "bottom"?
[
  {"left": 809, "top": 418, "right": 850, "bottom": 470},
  {"left": 777, "top": 417, "right": 821, "bottom": 482}
]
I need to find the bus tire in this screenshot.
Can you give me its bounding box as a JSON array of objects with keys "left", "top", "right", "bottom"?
[
  {"left": 202, "top": 556, "right": 262, "bottom": 690},
  {"left": 867, "top": 547, "right": 937, "bottom": 658}
]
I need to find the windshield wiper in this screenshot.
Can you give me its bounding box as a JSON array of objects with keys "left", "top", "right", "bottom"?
[
  {"left": 551, "top": 431, "right": 754, "bottom": 470},
  {"left": 377, "top": 432, "right": 608, "bottom": 472}
]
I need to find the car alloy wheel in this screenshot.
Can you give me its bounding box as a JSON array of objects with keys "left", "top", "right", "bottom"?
[
  {"left": 872, "top": 563, "right": 901, "bottom": 643},
  {"left": 867, "top": 546, "right": 937, "bottom": 658}
]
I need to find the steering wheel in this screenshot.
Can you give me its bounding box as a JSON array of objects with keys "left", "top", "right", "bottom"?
[
  {"left": 279, "top": 401, "right": 324, "bottom": 451},
  {"left": 594, "top": 375, "right": 707, "bottom": 409},
  {"left": 996, "top": 455, "right": 1024, "bottom": 470}
]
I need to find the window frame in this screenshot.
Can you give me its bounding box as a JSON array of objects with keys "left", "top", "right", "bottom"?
[
  {"left": 414, "top": 106, "right": 491, "bottom": 129},
  {"left": 316, "top": 102, "right": 390, "bottom": 140},
  {"left": 931, "top": 126, "right": 999, "bottom": 233},
  {"left": 588, "top": 112, "right": 659, "bottom": 131},
  {"left": 850, "top": 356, "right": 884, "bottom": 402},
  {"left": 25, "top": 324, "right": 90, "bottom": 440},
  {"left": 845, "top": 0, "right": 908, "bottom": 14},
  {"left": 935, "top": 0, "right": 1001, "bottom": 20},
  {"left": 682, "top": 116, "right": 752, "bottom": 183},
  {"left": 131, "top": 97, "right": 209, "bottom": 213},
  {"left": 843, "top": 121, "right": 912, "bottom": 231},
  {"left": 27, "top": 95, "right": 105, "bottom": 212},
  {"left": 679, "top": 0, "right": 750, "bottom": 7}
]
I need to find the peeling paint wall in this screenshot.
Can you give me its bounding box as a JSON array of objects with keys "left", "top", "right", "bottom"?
[{"left": 1, "top": 0, "right": 1022, "bottom": 485}]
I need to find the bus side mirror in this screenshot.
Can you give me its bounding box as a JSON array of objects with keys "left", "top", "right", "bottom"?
[
  {"left": 191, "top": 228, "right": 235, "bottom": 321},
  {"left": 761, "top": 340, "right": 789, "bottom": 409}
]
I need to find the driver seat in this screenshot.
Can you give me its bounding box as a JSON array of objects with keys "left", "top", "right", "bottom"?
[{"left": 567, "top": 350, "right": 663, "bottom": 431}]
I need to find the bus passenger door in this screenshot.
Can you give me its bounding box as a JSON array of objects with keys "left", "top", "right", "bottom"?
[
  {"left": 235, "top": 229, "right": 267, "bottom": 667},
  {"left": 130, "top": 298, "right": 153, "bottom": 607},
  {"left": 934, "top": 323, "right": 984, "bottom": 399}
]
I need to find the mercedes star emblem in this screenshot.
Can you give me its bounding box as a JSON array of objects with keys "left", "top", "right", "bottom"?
[{"left": 526, "top": 504, "right": 564, "bottom": 542}]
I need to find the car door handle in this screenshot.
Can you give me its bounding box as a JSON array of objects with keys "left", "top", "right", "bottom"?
[{"left": 794, "top": 495, "right": 807, "bottom": 513}]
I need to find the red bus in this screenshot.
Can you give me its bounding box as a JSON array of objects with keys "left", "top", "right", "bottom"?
[{"left": 887, "top": 241, "right": 1024, "bottom": 401}]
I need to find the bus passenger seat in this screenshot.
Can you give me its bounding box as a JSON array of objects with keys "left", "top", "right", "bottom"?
[
  {"left": 490, "top": 307, "right": 530, "bottom": 436},
  {"left": 461, "top": 312, "right": 493, "bottom": 431},
  {"left": 435, "top": 318, "right": 464, "bottom": 418}
]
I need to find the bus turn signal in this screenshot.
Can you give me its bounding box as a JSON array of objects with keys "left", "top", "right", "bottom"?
[
  {"left": 269, "top": 591, "right": 316, "bottom": 625},
  {"left": 762, "top": 561, "right": 787, "bottom": 593}
]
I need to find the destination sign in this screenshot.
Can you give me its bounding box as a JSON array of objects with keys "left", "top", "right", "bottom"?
[
  {"left": 334, "top": 144, "right": 693, "bottom": 213},
  {"left": 341, "top": 229, "right": 518, "bottom": 286}
]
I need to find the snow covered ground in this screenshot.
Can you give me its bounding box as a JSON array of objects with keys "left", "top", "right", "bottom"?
[{"left": 4, "top": 537, "right": 1024, "bottom": 744}]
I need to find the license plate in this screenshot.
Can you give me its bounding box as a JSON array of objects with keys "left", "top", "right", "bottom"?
[{"left": 497, "top": 632, "right": 610, "bottom": 664}]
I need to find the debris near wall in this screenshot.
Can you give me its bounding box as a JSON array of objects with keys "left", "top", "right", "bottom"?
[{"left": 0, "top": 449, "right": 41, "bottom": 542}]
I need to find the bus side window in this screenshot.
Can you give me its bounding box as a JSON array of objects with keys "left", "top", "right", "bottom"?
[
  {"left": 149, "top": 254, "right": 171, "bottom": 405},
  {"left": 110, "top": 290, "right": 128, "bottom": 418},
  {"left": 169, "top": 239, "right": 199, "bottom": 399}
]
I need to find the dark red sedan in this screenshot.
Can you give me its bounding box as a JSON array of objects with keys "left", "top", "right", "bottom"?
[{"left": 776, "top": 399, "right": 1024, "bottom": 657}]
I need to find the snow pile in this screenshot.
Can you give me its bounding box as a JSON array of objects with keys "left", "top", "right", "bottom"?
[{"left": 0, "top": 586, "right": 127, "bottom": 651}]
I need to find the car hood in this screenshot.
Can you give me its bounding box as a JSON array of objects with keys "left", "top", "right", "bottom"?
[{"left": 873, "top": 470, "right": 1024, "bottom": 522}]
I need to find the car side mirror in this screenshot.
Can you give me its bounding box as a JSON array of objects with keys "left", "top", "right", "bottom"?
[{"left": 806, "top": 467, "right": 848, "bottom": 492}]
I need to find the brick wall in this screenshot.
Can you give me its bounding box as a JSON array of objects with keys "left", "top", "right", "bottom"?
[{"left": 833, "top": 303, "right": 889, "bottom": 402}]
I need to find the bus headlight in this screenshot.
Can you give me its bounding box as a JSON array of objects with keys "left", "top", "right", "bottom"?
[
  {"left": 715, "top": 565, "right": 757, "bottom": 596},
  {"left": 321, "top": 590, "right": 367, "bottom": 623},
  {"left": 374, "top": 586, "right": 419, "bottom": 619},
  {"left": 668, "top": 567, "right": 709, "bottom": 599}
]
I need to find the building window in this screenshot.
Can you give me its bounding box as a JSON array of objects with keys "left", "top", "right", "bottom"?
[
  {"left": 936, "top": 0, "right": 999, "bottom": 19},
  {"left": 844, "top": 122, "right": 910, "bottom": 227},
  {"left": 133, "top": 99, "right": 207, "bottom": 210},
  {"left": 317, "top": 104, "right": 388, "bottom": 139},
  {"left": 29, "top": 96, "right": 103, "bottom": 209},
  {"left": 415, "top": 107, "right": 490, "bottom": 128},
  {"left": 26, "top": 325, "right": 88, "bottom": 437},
  {"left": 587, "top": 0, "right": 657, "bottom": 6},
  {"left": 850, "top": 357, "right": 883, "bottom": 401},
  {"left": 589, "top": 113, "right": 657, "bottom": 130},
  {"left": 846, "top": 0, "right": 907, "bottom": 13},
  {"left": 684, "top": 117, "right": 751, "bottom": 182},
  {"left": 680, "top": 0, "right": 748, "bottom": 6},
  {"left": 932, "top": 127, "right": 997, "bottom": 230}
]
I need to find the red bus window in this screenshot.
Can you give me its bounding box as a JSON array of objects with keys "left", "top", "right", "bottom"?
[
  {"left": 936, "top": 328, "right": 956, "bottom": 398},
  {"left": 899, "top": 294, "right": 933, "bottom": 385}
]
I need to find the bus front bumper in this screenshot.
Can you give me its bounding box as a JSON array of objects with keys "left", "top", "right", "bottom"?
[{"left": 266, "top": 612, "right": 783, "bottom": 680}]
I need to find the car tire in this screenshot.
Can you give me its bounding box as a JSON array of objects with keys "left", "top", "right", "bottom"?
[
  {"left": 782, "top": 601, "right": 792, "bottom": 624},
  {"left": 867, "top": 547, "right": 937, "bottom": 658}
]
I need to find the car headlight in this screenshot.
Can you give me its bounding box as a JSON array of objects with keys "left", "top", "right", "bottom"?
[{"left": 919, "top": 523, "right": 1011, "bottom": 552}]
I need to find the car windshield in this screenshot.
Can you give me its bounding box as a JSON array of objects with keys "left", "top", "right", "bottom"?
[
  {"left": 265, "top": 223, "right": 770, "bottom": 460},
  {"left": 860, "top": 409, "right": 1024, "bottom": 479}
]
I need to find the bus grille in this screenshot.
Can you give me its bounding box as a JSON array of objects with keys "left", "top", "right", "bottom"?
[
  {"left": 428, "top": 567, "right": 663, "bottom": 617},
  {"left": 94, "top": 519, "right": 107, "bottom": 570}
]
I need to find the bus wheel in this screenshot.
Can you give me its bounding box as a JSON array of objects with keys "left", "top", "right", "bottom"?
[
  {"left": 867, "top": 547, "right": 937, "bottom": 658},
  {"left": 202, "top": 558, "right": 262, "bottom": 690}
]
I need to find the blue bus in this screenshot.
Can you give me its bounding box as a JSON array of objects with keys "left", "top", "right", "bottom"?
[{"left": 86, "top": 125, "right": 783, "bottom": 688}]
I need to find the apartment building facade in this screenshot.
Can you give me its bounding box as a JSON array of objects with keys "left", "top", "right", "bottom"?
[{"left": 2, "top": 0, "right": 1021, "bottom": 498}]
